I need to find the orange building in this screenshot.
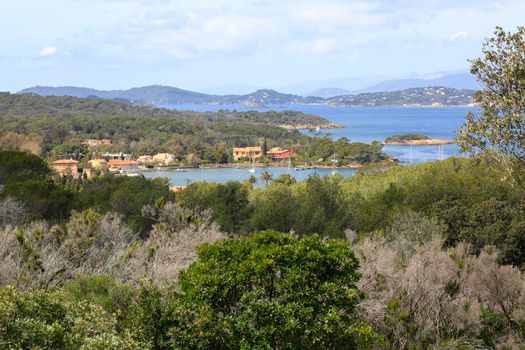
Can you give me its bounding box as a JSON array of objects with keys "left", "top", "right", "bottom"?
[
  {"left": 232, "top": 146, "right": 263, "bottom": 161},
  {"left": 51, "top": 159, "right": 79, "bottom": 178}
]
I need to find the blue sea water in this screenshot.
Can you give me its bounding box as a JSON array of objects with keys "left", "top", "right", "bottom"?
[
  {"left": 143, "top": 166, "right": 356, "bottom": 188},
  {"left": 149, "top": 104, "right": 479, "bottom": 186}
]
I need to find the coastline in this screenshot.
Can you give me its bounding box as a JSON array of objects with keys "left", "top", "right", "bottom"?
[
  {"left": 384, "top": 139, "right": 456, "bottom": 146},
  {"left": 278, "top": 122, "right": 343, "bottom": 130}
]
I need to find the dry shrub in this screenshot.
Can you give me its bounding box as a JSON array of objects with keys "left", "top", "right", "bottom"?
[
  {"left": 0, "top": 197, "right": 26, "bottom": 226},
  {"left": 351, "top": 218, "right": 525, "bottom": 349},
  {"left": 122, "top": 202, "right": 226, "bottom": 283},
  {"left": 0, "top": 202, "right": 226, "bottom": 288}
]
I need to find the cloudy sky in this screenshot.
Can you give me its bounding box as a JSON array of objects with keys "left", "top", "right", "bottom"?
[{"left": 1, "top": 0, "right": 524, "bottom": 92}]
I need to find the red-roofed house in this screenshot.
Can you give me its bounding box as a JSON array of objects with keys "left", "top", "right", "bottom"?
[{"left": 267, "top": 147, "right": 297, "bottom": 161}]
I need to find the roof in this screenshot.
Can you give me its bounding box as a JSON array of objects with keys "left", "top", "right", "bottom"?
[
  {"left": 274, "top": 150, "right": 297, "bottom": 159},
  {"left": 267, "top": 147, "right": 285, "bottom": 154},
  {"left": 52, "top": 159, "right": 78, "bottom": 165},
  {"left": 108, "top": 160, "right": 138, "bottom": 166}
]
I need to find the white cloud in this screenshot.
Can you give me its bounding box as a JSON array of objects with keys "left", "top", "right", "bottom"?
[
  {"left": 310, "top": 38, "right": 336, "bottom": 54},
  {"left": 448, "top": 31, "right": 469, "bottom": 42},
  {"left": 38, "top": 46, "right": 58, "bottom": 56}
]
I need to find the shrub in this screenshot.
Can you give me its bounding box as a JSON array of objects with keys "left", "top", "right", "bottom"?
[{"left": 170, "top": 230, "right": 378, "bottom": 349}]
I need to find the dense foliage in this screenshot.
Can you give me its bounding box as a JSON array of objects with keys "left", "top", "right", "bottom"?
[
  {"left": 171, "top": 231, "right": 376, "bottom": 349},
  {"left": 0, "top": 93, "right": 389, "bottom": 166},
  {"left": 458, "top": 26, "right": 525, "bottom": 185},
  {"left": 384, "top": 134, "right": 430, "bottom": 143},
  {"left": 299, "top": 136, "right": 388, "bottom": 165}
]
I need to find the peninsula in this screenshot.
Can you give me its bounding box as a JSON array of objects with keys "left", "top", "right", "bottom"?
[{"left": 384, "top": 134, "right": 456, "bottom": 145}]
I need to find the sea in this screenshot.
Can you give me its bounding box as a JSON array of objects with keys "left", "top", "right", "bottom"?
[{"left": 143, "top": 104, "right": 479, "bottom": 187}]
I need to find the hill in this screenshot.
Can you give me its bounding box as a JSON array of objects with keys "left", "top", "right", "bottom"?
[
  {"left": 0, "top": 92, "right": 334, "bottom": 128},
  {"left": 20, "top": 85, "right": 477, "bottom": 107},
  {"left": 356, "top": 72, "right": 480, "bottom": 93},
  {"left": 327, "top": 87, "right": 476, "bottom": 106}
]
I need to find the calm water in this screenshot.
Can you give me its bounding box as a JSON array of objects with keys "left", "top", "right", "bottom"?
[
  {"left": 143, "top": 166, "right": 356, "bottom": 188},
  {"left": 153, "top": 103, "right": 479, "bottom": 186}
]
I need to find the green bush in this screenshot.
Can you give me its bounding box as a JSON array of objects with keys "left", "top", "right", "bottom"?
[
  {"left": 0, "top": 150, "right": 50, "bottom": 184},
  {"left": 170, "top": 230, "right": 378, "bottom": 349},
  {"left": 0, "top": 286, "right": 143, "bottom": 349}
]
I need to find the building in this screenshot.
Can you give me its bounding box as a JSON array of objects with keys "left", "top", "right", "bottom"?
[
  {"left": 83, "top": 139, "right": 111, "bottom": 148},
  {"left": 88, "top": 158, "right": 108, "bottom": 171},
  {"left": 102, "top": 152, "right": 131, "bottom": 160},
  {"left": 152, "top": 153, "right": 176, "bottom": 166},
  {"left": 266, "top": 147, "right": 297, "bottom": 161},
  {"left": 51, "top": 159, "right": 79, "bottom": 178},
  {"left": 108, "top": 160, "right": 139, "bottom": 173},
  {"left": 232, "top": 146, "right": 263, "bottom": 161},
  {"left": 137, "top": 155, "right": 153, "bottom": 165}
]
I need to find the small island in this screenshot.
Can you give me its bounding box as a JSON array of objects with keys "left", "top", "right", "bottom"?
[{"left": 384, "top": 134, "right": 456, "bottom": 145}]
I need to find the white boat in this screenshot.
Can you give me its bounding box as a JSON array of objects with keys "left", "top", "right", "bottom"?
[{"left": 249, "top": 168, "right": 256, "bottom": 173}]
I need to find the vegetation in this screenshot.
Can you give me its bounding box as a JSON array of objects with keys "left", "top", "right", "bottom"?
[
  {"left": 0, "top": 93, "right": 388, "bottom": 166},
  {"left": 299, "top": 136, "right": 389, "bottom": 165},
  {"left": 171, "top": 231, "right": 377, "bottom": 349},
  {"left": 1, "top": 26, "right": 525, "bottom": 349},
  {"left": 384, "top": 133, "right": 430, "bottom": 143},
  {"left": 458, "top": 26, "right": 525, "bottom": 185},
  {"left": 328, "top": 87, "right": 475, "bottom": 106}
]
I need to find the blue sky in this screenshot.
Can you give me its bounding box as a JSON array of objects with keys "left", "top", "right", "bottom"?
[{"left": 1, "top": 0, "right": 524, "bottom": 92}]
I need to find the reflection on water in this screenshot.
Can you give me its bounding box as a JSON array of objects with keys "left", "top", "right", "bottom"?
[{"left": 143, "top": 166, "right": 357, "bottom": 187}]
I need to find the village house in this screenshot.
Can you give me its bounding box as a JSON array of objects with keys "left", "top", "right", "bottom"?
[
  {"left": 102, "top": 152, "right": 131, "bottom": 160},
  {"left": 137, "top": 155, "right": 153, "bottom": 165},
  {"left": 88, "top": 158, "right": 108, "bottom": 171},
  {"left": 266, "top": 147, "right": 297, "bottom": 161},
  {"left": 152, "top": 153, "right": 176, "bottom": 166},
  {"left": 51, "top": 159, "right": 79, "bottom": 178},
  {"left": 83, "top": 139, "right": 111, "bottom": 148},
  {"left": 108, "top": 159, "right": 139, "bottom": 173},
  {"left": 232, "top": 146, "right": 263, "bottom": 161}
]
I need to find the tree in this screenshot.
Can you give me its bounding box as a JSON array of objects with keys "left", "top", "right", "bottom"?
[
  {"left": 457, "top": 26, "right": 525, "bottom": 184},
  {"left": 248, "top": 174, "right": 257, "bottom": 187},
  {"left": 0, "top": 150, "right": 51, "bottom": 184},
  {"left": 271, "top": 173, "right": 297, "bottom": 186},
  {"left": 261, "top": 170, "right": 272, "bottom": 187},
  {"left": 171, "top": 231, "right": 378, "bottom": 349}
]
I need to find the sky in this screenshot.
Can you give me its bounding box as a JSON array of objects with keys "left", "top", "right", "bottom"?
[{"left": 1, "top": 0, "right": 524, "bottom": 92}]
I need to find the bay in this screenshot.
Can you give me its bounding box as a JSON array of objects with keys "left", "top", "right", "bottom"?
[{"left": 148, "top": 103, "right": 479, "bottom": 186}]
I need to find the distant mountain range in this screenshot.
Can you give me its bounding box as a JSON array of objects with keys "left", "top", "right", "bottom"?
[
  {"left": 353, "top": 72, "right": 480, "bottom": 94},
  {"left": 287, "top": 70, "right": 480, "bottom": 98},
  {"left": 19, "top": 85, "right": 477, "bottom": 107}
]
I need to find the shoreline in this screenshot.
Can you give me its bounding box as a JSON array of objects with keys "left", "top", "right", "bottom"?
[
  {"left": 384, "top": 139, "right": 456, "bottom": 146},
  {"left": 140, "top": 159, "right": 398, "bottom": 172}
]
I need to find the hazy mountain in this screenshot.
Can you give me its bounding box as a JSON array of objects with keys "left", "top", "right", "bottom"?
[
  {"left": 355, "top": 72, "right": 480, "bottom": 93},
  {"left": 19, "top": 85, "right": 217, "bottom": 105},
  {"left": 20, "top": 86, "right": 321, "bottom": 106},
  {"left": 276, "top": 70, "right": 478, "bottom": 95},
  {"left": 20, "top": 85, "right": 476, "bottom": 107},
  {"left": 279, "top": 75, "right": 387, "bottom": 96},
  {"left": 307, "top": 88, "right": 352, "bottom": 98}
]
